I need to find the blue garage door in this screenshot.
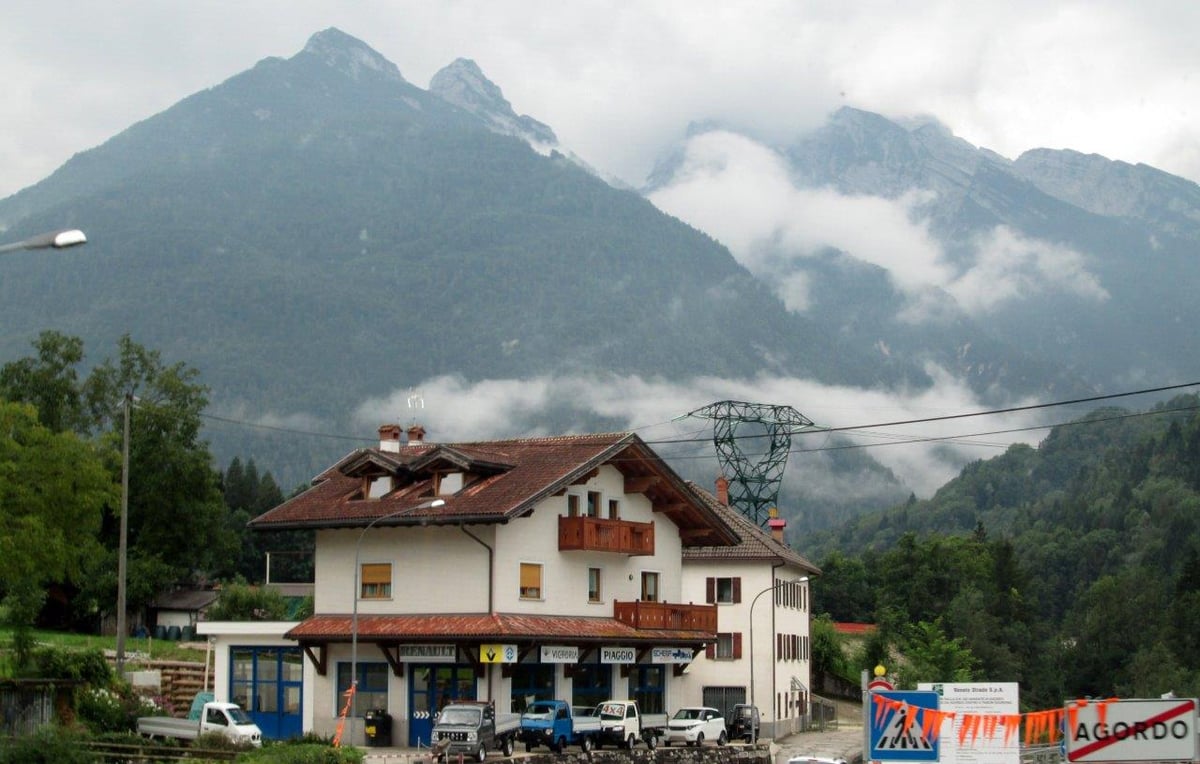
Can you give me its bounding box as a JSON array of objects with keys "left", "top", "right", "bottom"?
[{"left": 230, "top": 647, "right": 303, "bottom": 739}]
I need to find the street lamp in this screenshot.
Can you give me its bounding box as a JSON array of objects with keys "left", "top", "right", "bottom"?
[
  {"left": 0, "top": 228, "right": 87, "bottom": 253},
  {"left": 115, "top": 392, "right": 133, "bottom": 675},
  {"left": 348, "top": 498, "right": 444, "bottom": 745},
  {"left": 748, "top": 575, "right": 808, "bottom": 746}
]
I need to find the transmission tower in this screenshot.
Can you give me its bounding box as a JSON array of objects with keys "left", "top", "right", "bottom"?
[{"left": 687, "top": 400, "right": 814, "bottom": 527}]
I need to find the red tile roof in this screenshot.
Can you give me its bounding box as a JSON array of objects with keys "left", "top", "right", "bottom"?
[
  {"left": 682, "top": 483, "right": 821, "bottom": 575},
  {"left": 249, "top": 431, "right": 738, "bottom": 546},
  {"left": 286, "top": 613, "right": 714, "bottom": 644},
  {"left": 834, "top": 622, "right": 876, "bottom": 635}
]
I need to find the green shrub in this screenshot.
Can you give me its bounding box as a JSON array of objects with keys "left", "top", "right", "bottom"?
[
  {"left": 33, "top": 645, "right": 112, "bottom": 685},
  {"left": 0, "top": 726, "right": 93, "bottom": 764},
  {"left": 237, "top": 742, "right": 365, "bottom": 763},
  {"left": 75, "top": 683, "right": 163, "bottom": 734}
]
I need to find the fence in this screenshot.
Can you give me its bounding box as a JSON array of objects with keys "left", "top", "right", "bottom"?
[{"left": 0, "top": 681, "right": 61, "bottom": 736}]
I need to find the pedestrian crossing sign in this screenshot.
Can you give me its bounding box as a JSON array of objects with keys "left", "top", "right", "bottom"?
[{"left": 869, "top": 690, "right": 940, "bottom": 761}]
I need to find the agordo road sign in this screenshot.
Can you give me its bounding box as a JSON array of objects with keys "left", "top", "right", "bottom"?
[{"left": 1065, "top": 698, "right": 1199, "bottom": 762}]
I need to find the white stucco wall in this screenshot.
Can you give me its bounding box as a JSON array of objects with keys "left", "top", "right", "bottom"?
[
  {"left": 195, "top": 622, "right": 310, "bottom": 732},
  {"left": 678, "top": 561, "right": 812, "bottom": 735}
]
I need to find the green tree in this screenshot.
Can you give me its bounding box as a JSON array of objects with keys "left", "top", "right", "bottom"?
[
  {"left": 0, "top": 331, "right": 90, "bottom": 433},
  {"left": 896, "top": 619, "right": 978, "bottom": 687},
  {"left": 79, "top": 336, "right": 234, "bottom": 615},
  {"left": 811, "top": 614, "right": 852, "bottom": 684},
  {"left": 0, "top": 401, "right": 113, "bottom": 665},
  {"left": 206, "top": 580, "right": 290, "bottom": 621}
]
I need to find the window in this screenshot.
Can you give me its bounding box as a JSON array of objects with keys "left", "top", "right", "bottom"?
[
  {"left": 640, "top": 571, "right": 659, "bottom": 602},
  {"left": 367, "top": 475, "right": 391, "bottom": 498},
  {"left": 360, "top": 563, "right": 391, "bottom": 599},
  {"left": 588, "top": 568, "right": 602, "bottom": 603},
  {"left": 587, "top": 491, "right": 601, "bottom": 517},
  {"left": 520, "top": 563, "right": 543, "bottom": 599},
  {"left": 336, "top": 662, "right": 388, "bottom": 717},
  {"left": 707, "top": 576, "right": 741, "bottom": 604},
  {"left": 707, "top": 632, "right": 742, "bottom": 660},
  {"left": 608, "top": 499, "right": 620, "bottom": 519},
  {"left": 567, "top": 494, "right": 580, "bottom": 517}
]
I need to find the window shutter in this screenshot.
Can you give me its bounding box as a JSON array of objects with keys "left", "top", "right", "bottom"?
[
  {"left": 732, "top": 577, "right": 742, "bottom": 603},
  {"left": 360, "top": 563, "right": 391, "bottom": 584},
  {"left": 706, "top": 643, "right": 715, "bottom": 660},
  {"left": 733, "top": 632, "right": 743, "bottom": 659}
]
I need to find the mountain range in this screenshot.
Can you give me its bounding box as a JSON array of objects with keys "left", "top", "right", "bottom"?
[{"left": 2, "top": 28, "right": 1197, "bottom": 531}]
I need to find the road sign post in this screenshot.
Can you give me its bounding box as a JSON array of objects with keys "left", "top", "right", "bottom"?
[{"left": 1065, "top": 698, "right": 1198, "bottom": 763}]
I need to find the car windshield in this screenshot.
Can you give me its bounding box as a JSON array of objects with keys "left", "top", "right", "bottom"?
[
  {"left": 522, "top": 702, "right": 555, "bottom": 720},
  {"left": 599, "top": 702, "right": 626, "bottom": 720},
  {"left": 439, "top": 707, "right": 482, "bottom": 725},
  {"left": 673, "top": 709, "right": 703, "bottom": 720},
  {"left": 226, "top": 706, "right": 251, "bottom": 724}
]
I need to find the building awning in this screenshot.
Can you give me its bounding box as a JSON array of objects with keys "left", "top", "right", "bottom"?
[{"left": 286, "top": 612, "right": 715, "bottom": 644}]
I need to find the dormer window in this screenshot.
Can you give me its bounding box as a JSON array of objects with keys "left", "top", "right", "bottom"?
[
  {"left": 367, "top": 475, "right": 391, "bottom": 499},
  {"left": 437, "top": 471, "right": 464, "bottom": 496}
]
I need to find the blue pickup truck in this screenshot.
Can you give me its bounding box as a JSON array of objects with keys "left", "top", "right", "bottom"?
[{"left": 518, "top": 699, "right": 602, "bottom": 752}]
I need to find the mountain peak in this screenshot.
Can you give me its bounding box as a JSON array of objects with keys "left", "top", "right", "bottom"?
[
  {"left": 299, "top": 28, "right": 406, "bottom": 84},
  {"left": 430, "top": 58, "right": 556, "bottom": 147}
]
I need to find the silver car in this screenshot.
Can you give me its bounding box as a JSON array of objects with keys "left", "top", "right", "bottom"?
[{"left": 664, "top": 706, "right": 727, "bottom": 746}]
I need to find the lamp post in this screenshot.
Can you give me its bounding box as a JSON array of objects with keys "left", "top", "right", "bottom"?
[
  {"left": 115, "top": 392, "right": 132, "bottom": 674},
  {"left": 349, "top": 498, "right": 444, "bottom": 745},
  {"left": 748, "top": 575, "right": 808, "bottom": 746},
  {"left": 0, "top": 228, "right": 87, "bottom": 253}
]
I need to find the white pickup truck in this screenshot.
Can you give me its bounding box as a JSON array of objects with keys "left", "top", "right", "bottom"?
[
  {"left": 595, "top": 700, "right": 669, "bottom": 749},
  {"left": 137, "top": 701, "right": 263, "bottom": 747}
]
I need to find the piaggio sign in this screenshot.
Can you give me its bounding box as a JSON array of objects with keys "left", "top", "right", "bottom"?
[{"left": 1065, "top": 698, "right": 1198, "bottom": 763}]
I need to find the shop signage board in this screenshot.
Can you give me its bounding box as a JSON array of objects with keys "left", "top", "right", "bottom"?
[
  {"left": 540, "top": 645, "right": 579, "bottom": 663},
  {"left": 600, "top": 646, "right": 636, "bottom": 663},
  {"left": 651, "top": 647, "right": 693, "bottom": 663},
  {"left": 1065, "top": 698, "right": 1198, "bottom": 763},
  {"left": 479, "top": 644, "right": 517, "bottom": 663},
  {"left": 395, "top": 644, "right": 456, "bottom": 662}
]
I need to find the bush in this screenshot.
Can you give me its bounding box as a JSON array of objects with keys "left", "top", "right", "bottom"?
[
  {"left": 75, "top": 684, "right": 162, "bottom": 734},
  {"left": 0, "top": 726, "right": 93, "bottom": 764},
  {"left": 33, "top": 645, "right": 112, "bottom": 685},
  {"left": 238, "top": 742, "right": 365, "bottom": 763}
]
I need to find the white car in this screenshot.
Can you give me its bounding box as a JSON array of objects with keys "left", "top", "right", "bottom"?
[
  {"left": 663, "top": 706, "right": 727, "bottom": 746},
  {"left": 788, "top": 757, "right": 847, "bottom": 764}
]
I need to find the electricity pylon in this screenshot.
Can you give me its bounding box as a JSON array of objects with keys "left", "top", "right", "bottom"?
[{"left": 687, "top": 400, "right": 814, "bottom": 527}]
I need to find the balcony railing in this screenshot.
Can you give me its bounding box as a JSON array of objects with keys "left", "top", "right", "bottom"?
[
  {"left": 558, "top": 515, "right": 655, "bottom": 555},
  {"left": 613, "top": 600, "right": 717, "bottom": 632}
]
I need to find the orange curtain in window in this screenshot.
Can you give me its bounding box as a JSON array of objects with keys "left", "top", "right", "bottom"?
[{"left": 520, "top": 564, "right": 541, "bottom": 589}]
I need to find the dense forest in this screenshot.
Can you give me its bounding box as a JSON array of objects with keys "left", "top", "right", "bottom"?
[{"left": 808, "top": 394, "right": 1200, "bottom": 709}]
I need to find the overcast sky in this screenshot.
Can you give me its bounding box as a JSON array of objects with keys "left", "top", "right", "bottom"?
[{"left": 3, "top": 0, "right": 1199, "bottom": 200}]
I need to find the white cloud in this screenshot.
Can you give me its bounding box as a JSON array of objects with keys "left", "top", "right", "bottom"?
[
  {"left": 353, "top": 367, "right": 1051, "bottom": 500},
  {"left": 650, "top": 129, "right": 1110, "bottom": 320}
]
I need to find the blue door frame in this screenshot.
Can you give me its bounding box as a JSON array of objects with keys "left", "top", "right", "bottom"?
[
  {"left": 229, "top": 647, "right": 303, "bottom": 739},
  {"left": 407, "top": 664, "right": 477, "bottom": 747}
]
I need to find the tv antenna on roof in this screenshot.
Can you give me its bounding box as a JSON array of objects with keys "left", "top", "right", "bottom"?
[{"left": 686, "top": 400, "right": 815, "bottom": 527}]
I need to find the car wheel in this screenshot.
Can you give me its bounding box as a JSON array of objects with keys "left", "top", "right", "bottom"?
[
  {"left": 718, "top": 731, "right": 727, "bottom": 746},
  {"left": 646, "top": 734, "right": 657, "bottom": 750},
  {"left": 476, "top": 743, "right": 486, "bottom": 762},
  {"left": 626, "top": 733, "right": 636, "bottom": 750},
  {"left": 663, "top": 740, "right": 672, "bottom": 748},
  {"left": 581, "top": 736, "right": 593, "bottom": 753},
  {"left": 502, "top": 737, "right": 514, "bottom": 757}
]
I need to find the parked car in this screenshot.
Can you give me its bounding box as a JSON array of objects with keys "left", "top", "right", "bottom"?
[
  {"left": 728, "top": 704, "right": 761, "bottom": 742},
  {"left": 788, "top": 757, "right": 847, "bottom": 764},
  {"left": 137, "top": 701, "right": 262, "bottom": 746},
  {"left": 664, "top": 706, "right": 728, "bottom": 746},
  {"left": 519, "top": 699, "right": 601, "bottom": 752},
  {"left": 595, "top": 700, "right": 669, "bottom": 749}
]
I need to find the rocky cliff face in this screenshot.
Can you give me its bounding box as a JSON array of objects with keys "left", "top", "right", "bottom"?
[{"left": 430, "top": 58, "right": 557, "bottom": 149}]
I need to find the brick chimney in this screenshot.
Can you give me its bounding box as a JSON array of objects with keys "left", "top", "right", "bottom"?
[
  {"left": 767, "top": 507, "right": 787, "bottom": 544},
  {"left": 378, "top": 424, "right": 402, "bottom": 453},
  {"left": 406, "top": 424, "right": 427, "bottom": 445},
  {"left": 715, "top": 475, "right": 729, "bottom": 506}
]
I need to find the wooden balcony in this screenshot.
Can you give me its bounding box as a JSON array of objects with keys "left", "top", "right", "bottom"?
[
  {"left": 613, "top": 600, "right": 717, "bottom": 632},
  {"left": 558, "top": 515, "right": 655, "bottom": 555}
]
